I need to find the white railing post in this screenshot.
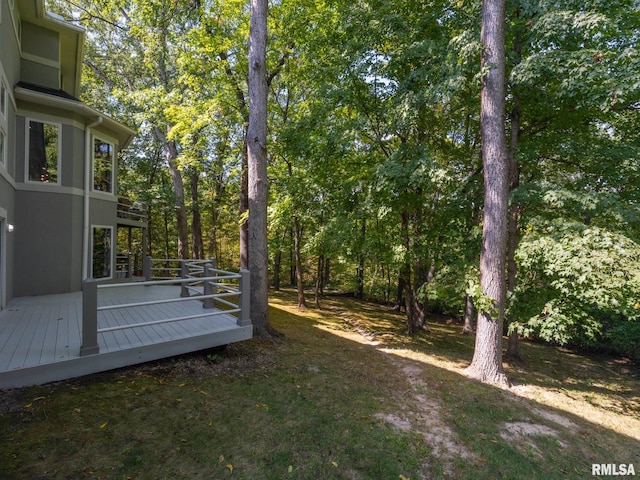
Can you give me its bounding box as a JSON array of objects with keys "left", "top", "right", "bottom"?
[
  {"left": 238, "top": 269, "right": 251, "bottom": 326},
  {"left": 203, "top": 263, "right": 215, "bottom": 309},
  {"left": 180, "top": 260, "right": 189, "bottom": 297},
  {"left": 80, "top": 279, "right": 100, "bottom": 356}
]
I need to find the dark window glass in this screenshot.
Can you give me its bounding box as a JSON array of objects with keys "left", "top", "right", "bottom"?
[{"left": 28, "top": 120, "right": 59, "bottom": 183}]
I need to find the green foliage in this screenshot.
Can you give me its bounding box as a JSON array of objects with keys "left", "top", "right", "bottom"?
[
  {"left": 510, "top": 220, "right": 640, "bottom": 349},
  {"left": 48, "top": 0, "right": 640, "bottom": 357},
  {"left": 607, "top": 321, "right": 640, "bottom": 360}
]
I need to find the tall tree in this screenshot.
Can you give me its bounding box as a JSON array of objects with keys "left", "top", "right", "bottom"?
[
  {"left": 464, "top": 0, "right": 510, "bottom": 386},
  {"left": 247, "top": 0, "right": 271, "bottom": 336}
]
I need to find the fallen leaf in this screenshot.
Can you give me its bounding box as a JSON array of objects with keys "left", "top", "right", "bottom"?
[
  {"left": 23, "top": 403, "right": 32, "bottom": 409},
  {"left": 288, "top": 465, "right": 293, "bottom": 473},
  {"left": 226, "top": 463, "right": 233, "bottom": 473},
  {"left": 331, "top": 461, "right": 338, "bottom": 468},
  {"left": 100, "top": 421, "right": 108, "bottom": 429},
  {"left": 399, "top": 475, "right": 411, "bottom": 480},
  {"left": 219, "top": 455, "right": 225, "bottom": 464}
]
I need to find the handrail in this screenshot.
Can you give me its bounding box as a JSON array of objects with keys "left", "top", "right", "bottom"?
[
  {"left": 98, "top": 274, "right": 240, "bottom": 288},
  {"left": 97, "top": 290, "right": 241, "bottom": 311},
  {"left": 98, "top": 309, "right": 241, "bottom": 333},
  {"left": 117, "top": 197, "right": 147, "bottom": 223},
  {"left": 80, "top": 267, "right": 251, "bottom": 356}
]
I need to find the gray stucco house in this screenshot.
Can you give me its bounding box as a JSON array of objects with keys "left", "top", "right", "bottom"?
[{"left": 0, "top": 0, "right": 141, "bottom": 309}]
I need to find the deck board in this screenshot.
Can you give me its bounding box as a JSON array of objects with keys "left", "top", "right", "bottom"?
[{"left": 0, "top": 285, "right": 252, "bottom": 389}]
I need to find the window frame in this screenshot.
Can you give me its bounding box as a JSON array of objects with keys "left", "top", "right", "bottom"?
[
  {"left": 0, "top": 76, "right": 7, "bottom": 168},
  {"left": 91, "top": 225, "right": 113, "bottom": 280},
  {"left": 25, "top": 118, "right": 62, "bottom": 185},
  {"left": 92, "top": 135, "right": 115, "bottom": 194},
  {"left": 0, "top": 128, "right": 6, "bottom": 168},
  {"left": 0, "top": 77, "right": 7, "bottom": 121}
]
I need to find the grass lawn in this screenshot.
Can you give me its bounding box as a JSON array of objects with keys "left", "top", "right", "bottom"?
[{"left": 1, "top": 289, "right": 638, "bottom": 479}]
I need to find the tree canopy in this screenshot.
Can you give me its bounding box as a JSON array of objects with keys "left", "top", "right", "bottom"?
[{"left": 53, "top": 0, "right": 640, "bottom": 375}]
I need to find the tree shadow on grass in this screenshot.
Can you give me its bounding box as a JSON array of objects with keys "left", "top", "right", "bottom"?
[{"left": 1, "top": 291, "right": 639, "bottom": 480}]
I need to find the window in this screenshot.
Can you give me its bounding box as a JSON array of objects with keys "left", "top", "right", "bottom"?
[
  {"left": 92, "top": 226, "right": 112, "bottom": 279},
  {"left": 0, "top": 80, "right": 6, "bottom": 120},
  {"left": 93, "top": 138, "right": 114, "bottom": 193},
  {"left": 0, "top": 129, "right": 5, "bottom": 167},
  {"left": 27, "top": 120, "right": 60, "bottom": 183},
  {"left": 0, "top": 78, "right": 6, "bottom": 167}
]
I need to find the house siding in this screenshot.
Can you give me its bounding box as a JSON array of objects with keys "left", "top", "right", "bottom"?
[
  {"left": 20, "top": 22, "right": 60, "bottom": 91},
  {"left": 0, "top": 175, "right": 15, "bottom": 304},
  {"left": 0, "top": 0, "right": 137, "bottom": 301},
  {"left": 0, "top": 2, "right": 21, "bottom": 86},
  {"left": 14, "top": 189, "right": 83, "bottom": 295},
  {"left": 0, "top": 0, "right": 20, "bottom": 305}
]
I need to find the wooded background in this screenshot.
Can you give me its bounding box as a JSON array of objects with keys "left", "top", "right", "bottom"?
[{"left": 53, "top": 0, "right": 640, "bottom": 362}]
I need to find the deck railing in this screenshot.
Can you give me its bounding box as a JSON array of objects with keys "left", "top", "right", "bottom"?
[
  {"left": 117, "top": 197, "right": 147, "bottom": 223},
  {"left": 80, "top": 260, "right": 250, "bottom": 356}
]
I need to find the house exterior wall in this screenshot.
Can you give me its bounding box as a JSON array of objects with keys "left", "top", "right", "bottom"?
[
  {"left": 20, "top": 22, "right": 60, "bottom": 91},
  {"left": 11, "top": 114, "right": 85, "bottom": 296},
  {"left": 13, "top": 190, "right": 83, "bottom": 295},
  {"left": 12, "top": 113, "right": 121, "bottom": 296},
  {"left": 0, "top": 0, "right": 21, "bottom": 305},
  {"left": 0, "top": 0, "right": 137, "bottom": 301},
  {"left": 0, "top": 177, "right": 15, "bottom": 304}
]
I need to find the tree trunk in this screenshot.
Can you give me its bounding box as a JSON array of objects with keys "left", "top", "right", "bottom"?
[
  {"left": 239, "top": 138, "right": 249, "bottom": 270},
  {"left": 273, "top": 248, "right": 282, "bottom": 290},
  {"left": 394, "top": 275, "right": 405, "bottom": 312},
  {"left": 189, "top": 169, "right": 204, "bottom": 259},
  {"left": 153, "top": 127, "right": 189, "bottom": 261},
  {"left": 463, "top": 294, "right": 476, "bottom": 334},
  {"left": 164, "top": 142, "right": 189, "bottom": 260},
  {"left": 505, "top": 97, "right": 522, "bottom": 361},
  {"left": 314, "top": 253, "right": 324, "bottom": 309},
  {"left": 401, "top": 210, "right": 421, "bottom": 334},
  {"left": 289, "top": 228, "right": 296, "bottom": 286},
  {"left": 247, "top": 0, "right": 272, "bottom": 336},
  {"left": 505, "top": 27, "right": 524, "bottom": 362},
  {"left": 356, "top": 217, "right": 366, "bottom": 298},
  {"left": 293, "top": 215, "right": 307, "bottom": 308},
  {"left": 208, "top": 172, "right": 224, "bottom": 261},
  {"left": 464, "top": 0, "right": 510, "bottom": 387},
  {"left": 163, "top": 201, "right": 170, "bottom": 261},
  {"left": 324, "top": 257, "right": 330, "bottom": 290}
]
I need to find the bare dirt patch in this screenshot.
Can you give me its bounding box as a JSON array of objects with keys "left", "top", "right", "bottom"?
[
  {"left": 365, "top": 348, "right": 474, "bottom": 477},
  {"left": 500, "top": 421, "right": 565, "bottom": 457}
]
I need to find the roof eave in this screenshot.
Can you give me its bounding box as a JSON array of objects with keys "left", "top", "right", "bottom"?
[{"left": 15, "top": 86, "right": 137, "bottom": 149}]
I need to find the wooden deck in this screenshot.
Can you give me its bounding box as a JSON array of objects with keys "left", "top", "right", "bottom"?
[{"left": 0, "top": 285, "right": 252, "bottom": 389}]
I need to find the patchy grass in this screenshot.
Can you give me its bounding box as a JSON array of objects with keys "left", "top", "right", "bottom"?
[{"left": 1, "top": 289, "right": 639, "bottom": 479}]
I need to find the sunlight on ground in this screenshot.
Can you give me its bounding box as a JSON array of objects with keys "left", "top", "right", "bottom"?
[
  {"left": 315, "top": 319, "right": 640, "bottom": 443},
  {"left": 270, "top": 296, "right": 640, "bottom": 444},
  {"left": 509, "top": 384, "right": 640, "bottom": 442}
]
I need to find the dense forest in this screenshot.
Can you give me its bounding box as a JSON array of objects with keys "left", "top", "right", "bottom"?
[{"left": 53, "top": 0, "right": 640, "bottom": 365}]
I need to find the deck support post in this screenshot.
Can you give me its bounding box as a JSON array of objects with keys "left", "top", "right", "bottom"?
[
  {"left": 180, "top": 260, "right": 189, "bottom": 297},
  {"left": 143, "top": 255, "right": 152, "bottom": 281},
  {"left": 80, "top": 279, "right": 100, "bottom": 356},
  {"left": 238, "top": 269, "right": 251, "bottom": 326},
  {"left": 203, "top": 263, "right": 215, "bottom": 309}
]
